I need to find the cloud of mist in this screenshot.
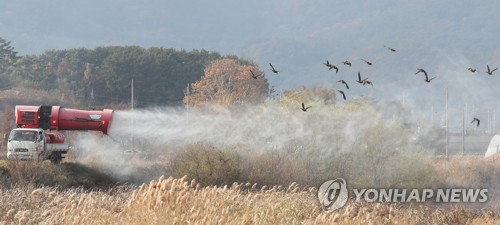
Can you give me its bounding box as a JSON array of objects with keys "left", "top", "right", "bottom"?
[
  {"left": 102, "top": 100, "right": 415, "bottom": 155},
  {"left": 71, "top": 98, "right": 433, "bottom": 177}
]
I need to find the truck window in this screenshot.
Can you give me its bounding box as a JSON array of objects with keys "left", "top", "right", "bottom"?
[{"left": 9, "top": 130, "right": 38, "bottom": 141}]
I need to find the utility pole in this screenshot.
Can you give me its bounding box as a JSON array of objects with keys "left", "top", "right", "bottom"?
[
  {"left": 186, "top": 83, "right": 190, "bottom": 120},
  {"left": 445, "top": 87, "right": 449, "bottom": 157},
  {"left": 488, "top": 110, "right": 491, "bottom": 134},
  {"left": 465, "top": 103, "right": 468, "bottom": 134},
  {"left": 494, "top": 110, "right": 497, "bottom": 133},
  {"left": 89, "top": 87, "right": 94, "bottom": 109},
  {"left": 462, "top": 106, "right": 465, "bottom": 155},
  {"left": 131, "top": 79, "right": 134, "bottom": 153}
]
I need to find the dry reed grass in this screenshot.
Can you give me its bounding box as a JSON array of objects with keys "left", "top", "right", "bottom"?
[
  {"left": 0, "top": 148, "right": 498, "bottom": 224},
  {"left": 0, "top": 175, "right": 497, "bottom": 225}
]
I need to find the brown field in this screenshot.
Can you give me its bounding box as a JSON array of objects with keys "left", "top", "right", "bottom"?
[
  {"left": 0, "top": 155, "right": 498, "bottom": 224},
  {"left": 0, "top": 176, "right": 498, "bottom": 225}
]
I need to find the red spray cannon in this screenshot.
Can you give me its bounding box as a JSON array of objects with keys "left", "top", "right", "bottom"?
[{"left": 15, "top": 105, "right": 113, "bottom": 134}]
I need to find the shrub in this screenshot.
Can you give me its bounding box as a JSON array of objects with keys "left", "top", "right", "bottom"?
[
  {"left": 169, "top": 143, "right": 243, "bottom": 186},
  {"left": 0, "top": 160, "right": 117, "bottom": 188}
]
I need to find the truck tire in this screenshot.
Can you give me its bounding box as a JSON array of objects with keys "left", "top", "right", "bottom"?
[
  {"left": 0, "top": 167, "right": 10, "bottom": 178},
  {"left": 50, "top": 152, "right": 62, "bottom": 164}
]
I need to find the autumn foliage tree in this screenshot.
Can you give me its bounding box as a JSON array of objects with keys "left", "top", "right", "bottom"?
[{"left": 185, "top": 58, "right": 269, "bottom": 107}]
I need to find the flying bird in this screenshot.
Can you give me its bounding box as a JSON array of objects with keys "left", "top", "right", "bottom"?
[
  {"left": 301, "top": 103, "right": 312, "bottom": 112},
  {"left": 342, "top": 60, "right": 352, "bottom": 67},
  {"left": 324, "top": 60, "right": 332, "bottom": 67},
  {"left": 361, "top": 59, "right": 373, "bottom": 65},
  {"left": 471, "top": 117, "right": 480, "bottom": 127},
  {"left": 385, "top": 46, "right": 397, "bottom": 52},
  {"left": 328, "top": 64, "right": 339, "bottom": 74},
  {"left": 356, "top": 72, "right": 368, "bottom": 84},
  {"left": 337, "top": 90, "right": 346, "bottom": 100},
  {"left": 249, "top": 70, "right": 262, "bottom": 79},
  {"left": 467, "top": 67, "right": 477, "bottom": 73},
  {"left": 415, "top": 68, "right": 428, "bottom": 77},
  {"left": 416, "top": 68, "right": 435, "bottom": 82},
  {"left": 337, "top": 79, "right": 349, "bottom": 89},
  {"left": 485, "top": 64, "right": 498, "bottom": 75},
  {"left": 269, "top": 63, "right": 279, "bottom": 74},
  {"left": 467, "top": 67, "right": 476, "bottom": 73},
  {"left": 324, "top": 60, "right": 339, "bottom": 73},
  {"left": 362, "top": 80, "right": 373, "bottom": 86}
]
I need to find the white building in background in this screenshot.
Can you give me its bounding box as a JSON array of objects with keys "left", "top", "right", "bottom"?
[{"left": 485, "top": 135, "right": 500, "bottom": 157}]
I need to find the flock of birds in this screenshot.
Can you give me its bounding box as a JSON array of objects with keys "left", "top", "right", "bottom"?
[{"left": 247, "top": 45, "right": 498, "bottom": 127}]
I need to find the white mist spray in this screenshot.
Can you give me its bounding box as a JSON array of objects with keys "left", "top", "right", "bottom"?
[
  {"left": 69, "top": 99, "right": 428, "bottom": 185},
  {"left": 104, "top": 102, "right": 402, "bottom": 154}
]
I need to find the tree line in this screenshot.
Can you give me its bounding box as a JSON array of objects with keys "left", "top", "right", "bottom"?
[{"left": 0, "top": 37, "right": 270, "bottom": 109}]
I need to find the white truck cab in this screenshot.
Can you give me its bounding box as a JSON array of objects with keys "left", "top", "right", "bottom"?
[{"left": 7, "top": 128, "right": 68, "bottom": 163}]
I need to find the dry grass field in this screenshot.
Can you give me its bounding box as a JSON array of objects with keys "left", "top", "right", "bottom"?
[
  {"left": 0, "top": 175, "right": 498, "bottom": 225},
  {"left": 0, "top": 155, "right": 498, "bottom": 224}
]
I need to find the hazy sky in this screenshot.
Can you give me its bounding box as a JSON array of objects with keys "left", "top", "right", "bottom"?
[{"left": 3, "top": 0, "right": 500, "bottom": 124}]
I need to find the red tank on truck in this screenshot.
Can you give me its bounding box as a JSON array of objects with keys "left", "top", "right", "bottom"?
[{"left": 6, "top": 105, "right": 113, "bottom": 163}]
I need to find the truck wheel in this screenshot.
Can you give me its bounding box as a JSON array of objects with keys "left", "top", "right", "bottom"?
[
  {"left": 0, "top": 167, "right": 10, "bottom": 178},
  {"left": 50, "top": 152, "right": 62, "bottom": 164}
]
